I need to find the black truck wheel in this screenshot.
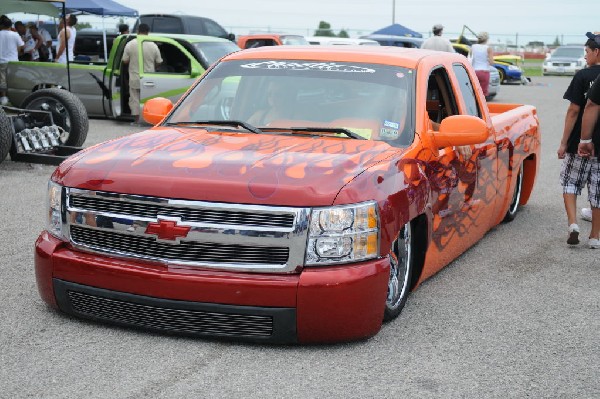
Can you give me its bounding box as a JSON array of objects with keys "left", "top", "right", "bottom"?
[
  {"left": 0, "top": 107, "right": 12, "bottom": 163},
  {"left": 21, "top": 89, "right": 89, "bottom": 147}
]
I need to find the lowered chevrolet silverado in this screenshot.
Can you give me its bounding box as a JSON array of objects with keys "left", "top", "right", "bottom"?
[{"left": 35, "top": 46, "right": 540, "bottom": 344}]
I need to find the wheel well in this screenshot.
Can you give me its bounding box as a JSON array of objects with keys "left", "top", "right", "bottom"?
[
  {"left": 409, "top": 214, "right": 428, "bottom": 290},
  {"left": 33, "top": 84, "right": 65, "bottom": 92},
  {"left": 519, "top": 154, "right": 537, "bottom": 205}
]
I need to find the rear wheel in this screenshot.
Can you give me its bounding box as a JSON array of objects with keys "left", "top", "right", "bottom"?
[
  {"left": 384, "top": 221, "right": 415, "bottom": 321},
  {"left": 21, "top": 89, "right": 89, "bottom": 146},
  {"left": 503, "top": 164, "right": 523, "bottom": 222},
  {"left": 0, "top": 108, "right": 12, "bottom": 163}
]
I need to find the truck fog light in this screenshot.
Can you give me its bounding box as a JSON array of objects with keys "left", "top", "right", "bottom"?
[{"left": 316, "top": 236, "right": 353, "bottom": 257}]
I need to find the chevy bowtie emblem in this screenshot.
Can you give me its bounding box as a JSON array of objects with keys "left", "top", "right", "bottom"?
[{"left": 145, "top": 220, "right": 190, "bottom": 242}]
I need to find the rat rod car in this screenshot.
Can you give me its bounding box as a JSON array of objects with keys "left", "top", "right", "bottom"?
[
  {"left": 35, "top": 46, "right": 540, "bottom": 343},
  {"left": 0, "top": 89, "right": 88, "bottom": 165}
]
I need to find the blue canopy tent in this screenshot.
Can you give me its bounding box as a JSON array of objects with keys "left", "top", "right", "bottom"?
[
  {"left": 63, "top": 0, "right": 138, "bottom": 17},
  {"left": 372, "top": 23, "right": 422, "bottom": 38},
  {"left": 62, "top": 0, "right": 138, "bottom": 60}
]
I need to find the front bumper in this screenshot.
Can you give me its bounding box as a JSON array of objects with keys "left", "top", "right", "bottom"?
[
  {"left": 35, "top": 231, "right": 390, "bottom": 344},
  {"left": 543, "top": 65, "right": 582, "bottom": 75}
]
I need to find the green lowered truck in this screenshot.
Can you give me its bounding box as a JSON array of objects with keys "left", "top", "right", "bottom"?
[{"left": 6, "top": 33, "right": 239, "bottom": 145}]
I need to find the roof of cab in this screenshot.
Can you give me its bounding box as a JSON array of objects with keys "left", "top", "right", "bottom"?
[
  {"left": 144, "top": 33, "right": 234, "bottom": 43},
  {"left": 223, "top": 45, "right": 464, "bottom": 68}
]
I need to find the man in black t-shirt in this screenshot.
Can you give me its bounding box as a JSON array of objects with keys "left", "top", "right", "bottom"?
[
  {"left": 578, "top": 33, "right": 600, "bottom": 249},
  {"left": 558, "top": 32, "right": 600, "bottom": 246}
]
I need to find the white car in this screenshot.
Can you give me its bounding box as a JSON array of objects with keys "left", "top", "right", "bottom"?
[
  {"left": 487, "top": 66, "right": 500, "bottom": 101},
  {"left": 305, "top": 37, "right": 380, "bottom": 46},
  {"left": 543, "top": 46, "right": 585, "bottom": 76}
]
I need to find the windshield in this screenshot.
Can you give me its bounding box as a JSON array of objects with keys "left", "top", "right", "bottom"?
[
  {"left": 167, "top": 59, "right": 415, "bottom": 147},
  {"left": 552, "top": 47, "right": 584, "bottom": 58},
  {"left": 192, "top": 42, "right": 240, "bottom": 66},
  {"left": 281, "top": 36, "right": 309, "bottom": 45}
]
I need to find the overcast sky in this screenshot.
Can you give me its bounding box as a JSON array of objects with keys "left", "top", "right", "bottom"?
[{"left": 119, "top": 0, "right": 596, "bottom": 44}]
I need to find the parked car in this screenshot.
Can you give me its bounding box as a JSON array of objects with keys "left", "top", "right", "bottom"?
[
  {"left": 493, "top": 55, "right": 526, "bottom": 84},
  {"left": 237, "top": 34, "right": 308, "bottom": 49},
  {"left": 306, "top": 37, "right": 379, "bottom": 46},
  {"left": 543, "top": 46, "right": 585, "bottom": 76},
  {"left": 360, "top": 34, "right": 423, "bottom": 48},
  {"left": 133, "top": 14, "right": 235, "bottom": 41}
]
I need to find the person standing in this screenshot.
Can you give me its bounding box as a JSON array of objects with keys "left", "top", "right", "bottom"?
[
  {"left": 421, "top": 24, "right": 455, "bottom": 53},
  {"left": 0, "top": 15, "right": 24, "bottom": 105},
  {"left": 37, "top": 22, "right": 53, "bottom": 61},
  {"left": 55, "top": 14, "right": 77, "bottom": 63},
  {"left": 118, "top": 24, "right": 129, "bottom": 35},
  {"left": 577, "top": 32, "right": 600, "bottom": 249},
  {"left": 121, "top": 23, "right": 162, "bottom": 125},
  {"left": 23, "top": 22, "right": 44, "bottom": 61},
  {"left": 470, "top": 32, "right": 494, "bottom": 97},
  {"left": 558, "top": 32, "right": 600, "bottom": 246}
]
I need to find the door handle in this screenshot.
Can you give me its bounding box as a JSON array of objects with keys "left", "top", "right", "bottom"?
[{"left": 143, "top": 81, "right": 155, "bottom": 88}]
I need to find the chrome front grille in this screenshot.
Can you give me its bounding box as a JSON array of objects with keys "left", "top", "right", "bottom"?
[
  {"left": 70, "top": 195, "right": 295, "bottom": 228},
  {"left": 70, "top": 225, "right": 290, "bottom": 265},
  {"left": 65, "top": 188, "right": 311, "bottom": 273}
]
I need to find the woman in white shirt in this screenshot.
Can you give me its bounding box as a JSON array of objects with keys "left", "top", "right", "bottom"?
[
  {"left": 55, "top": 15, "right": 77, "bottom": 63},
  {"left": 470, "top": 32, "right": 495, "bottom": 97}
]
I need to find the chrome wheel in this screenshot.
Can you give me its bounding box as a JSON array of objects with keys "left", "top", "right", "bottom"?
[
  {"left": 385, "top": 222, "right": 413, "bottom": 320},
  {"left": 504, "top": 165, "right": 523, "bottom": 222}
]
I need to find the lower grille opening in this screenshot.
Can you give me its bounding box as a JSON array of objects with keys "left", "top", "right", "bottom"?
[{"left": 68, "top": 290, "right": 274, "bottom": 338}]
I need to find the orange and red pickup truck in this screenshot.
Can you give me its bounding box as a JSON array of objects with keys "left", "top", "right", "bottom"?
[{"left": 35, "top": 46, "right": 540, "bottom": 344}]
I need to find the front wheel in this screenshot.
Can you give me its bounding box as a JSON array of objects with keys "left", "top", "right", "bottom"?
[
  {"left": 384, "top": 221, "right": 415, "bottom": 321},
  {"left": 497, "top": 68, "right": 506, "bottom": 84},
  {"left": 503, "top": 164, "right": 523, "bottom": 222},
  {"left": 21, "top": 88, "right": 89, "bottom": 146}
]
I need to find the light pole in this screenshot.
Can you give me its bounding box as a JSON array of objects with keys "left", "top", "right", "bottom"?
[{"left": 392, "top": 0, "right": 395, "bottom": 24}]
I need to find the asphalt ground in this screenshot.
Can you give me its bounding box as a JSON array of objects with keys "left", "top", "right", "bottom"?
[{"left": 1, "top": 76, "right": 599, "bottom": 398}]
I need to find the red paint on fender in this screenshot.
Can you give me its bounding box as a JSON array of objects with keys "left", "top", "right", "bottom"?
[
  {"left": 34, "top": 232, "right": 60, "bottom": 308},
  {"left": 297, "top": 259, "right": 389, "bottom": 343}
]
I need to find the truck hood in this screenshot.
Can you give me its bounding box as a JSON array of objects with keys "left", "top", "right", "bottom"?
[{"left": 55, "top": 127, "right": 402, "bottom": 206}]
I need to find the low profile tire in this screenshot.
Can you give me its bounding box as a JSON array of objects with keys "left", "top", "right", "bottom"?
[
  {"left": 0, "top": 108, "right": 12, "bottom": 163},
  {"left": 503, "top": 164, "right": 523, "bottom": 222},
  {"left": 497, "top": 68, "right": 506, "bottom": 84},
  {"left": 21, "top": 88, "right": 89, "bottom": 146},
  {"left": 384, "top": 221, "right": 415, "bottom": 322}
]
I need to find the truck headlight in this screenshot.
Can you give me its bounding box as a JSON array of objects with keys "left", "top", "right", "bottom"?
[
  {"left": 305, "top": 202, "right": 379, "bottom": 266},
  {"left": 508, "top": 65, "right": 521, "bottom": 71},
  {"left": 47, "top": 181, "right": 65, "bottom": 239}
]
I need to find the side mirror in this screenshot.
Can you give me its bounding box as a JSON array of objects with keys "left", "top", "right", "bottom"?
[
  {"left": 190, "top": 65, "right": 202, "bottom": 78},
  {"left": 228, "top": 33, "right": 236, "bottom": 42},
  {"left": 142, "top": 97, "right": 174, "bottom": 125},
  {"left": 432, "top": 115, "right": 488, "bottom": 148}
]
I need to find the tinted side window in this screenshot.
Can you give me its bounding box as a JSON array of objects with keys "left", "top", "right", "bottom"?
[
  {"left": 203, "top": 19, "right": 227, "bottom": 38},
  {"left": 452, "top": 64, "right": 481, "bottom": 117},
  {"left": 151, "top": 17, "right": 183, "bottom": 34}
]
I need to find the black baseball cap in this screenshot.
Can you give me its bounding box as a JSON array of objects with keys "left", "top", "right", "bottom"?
[{"left": 586, "top": 32, "right": 600, "bottom": 45}]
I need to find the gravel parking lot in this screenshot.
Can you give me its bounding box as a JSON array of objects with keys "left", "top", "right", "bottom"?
[{"left": 1, "top": 76, "right": 599, "bottom": 398}]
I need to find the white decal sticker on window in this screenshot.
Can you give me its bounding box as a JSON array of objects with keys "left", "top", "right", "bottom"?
[{"left": 240, "top": 61, "right": 376, "bottom": 73}]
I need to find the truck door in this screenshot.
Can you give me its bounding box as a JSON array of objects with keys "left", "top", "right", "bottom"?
[
  {"left": 425, "top": 66, "right": 494, "bottom": 260},
  {"left": 105, "top": 35, "right": 131, "bottom": 118},
  {"left": 138, "top": 37, "right": 201, "bottom": 110}
]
